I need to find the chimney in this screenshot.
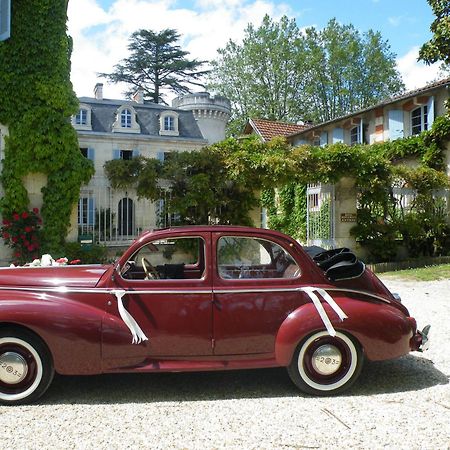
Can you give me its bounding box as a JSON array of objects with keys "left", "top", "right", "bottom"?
[
  {"left": 132, "top": 88, "right": 144, "bottom": 104},
  {"left": 94, "top": 83, "right": 103, "bottom": 100}
]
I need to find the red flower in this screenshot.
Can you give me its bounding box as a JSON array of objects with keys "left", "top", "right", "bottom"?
[
  {"left": 13, "top": 213, "right": 20, "bottom": 221},
  {"left": 12, "top": 237, "right": 18, "bottom": 243},
  {"left": 27, "top": 245, "right": 34, "bottom": 252},
  {"left": 24, "top": 226, "right": 33, "bottom": 233},
  {"left": 14, "top": 251, "right": 21, "bottom": 257},
  {"left": 3, "top": 232, "right": 10, "bottom": 239},
  {"left": 2, "top": 219, "right": 10, "bottom": 226},
  {"left": 21, "top": 211, "right": 28, "bottom": 219},
  {"left": 33, "top": 208, "right": 39, "bottom": 214},
  {"left": 20, "top": 234, "right": 26, "bottom": 240}
]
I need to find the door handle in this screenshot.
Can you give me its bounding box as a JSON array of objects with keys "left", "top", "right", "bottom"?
[{"left": 212, "top": 298, "right": 222, "bottom": 310}]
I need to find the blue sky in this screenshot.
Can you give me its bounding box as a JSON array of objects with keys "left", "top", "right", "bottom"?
[{"left": 68, "top": 0, "right": 441, "bottom": 99}]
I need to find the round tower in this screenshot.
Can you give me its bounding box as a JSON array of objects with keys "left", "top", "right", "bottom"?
[{"left": 172, "top": 92, "right": 231, "bottom": 145}]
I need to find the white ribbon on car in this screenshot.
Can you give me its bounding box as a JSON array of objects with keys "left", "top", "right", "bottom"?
[
  {"left": 299, "top": 287, "right": 348, "bottom": 337},
  {"left": 111, "top": 290, "right": 149, "bottom": 344}
]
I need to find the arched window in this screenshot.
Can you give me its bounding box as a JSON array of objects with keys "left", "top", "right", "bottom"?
[{"left": 159, "top": 111, "right": 179, "bottom": 136}]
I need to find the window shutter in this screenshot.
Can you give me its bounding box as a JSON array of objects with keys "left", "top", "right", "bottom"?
[
  {"left": 156, "top": 152, "right": 165, "bottom": 162},
  {"left": 87, "top": 198, "right": 95, "bottom": 225},
  {"left": 113, "top": 149, "right": 121, "bottom": 160},
  {"left": 132, "top": 149, "right": 140, "bottom": 158},
  {"left": 0, "top": 0, "right": 11, "bottom": 41},
  {"left": 388, "top": 110, "right": 404, "bottom": 140},
  {"left": 319, "top": 131, "right": 328, "bottom": 147},
  {"left": 87, "top": 148, "right": 95, "bottom": 161},
  {"left": 427, "top": 96, "right": 435, "bottom": 128},
  {"left": 332, "top": 127, "right": 344, "bottom": 143}
]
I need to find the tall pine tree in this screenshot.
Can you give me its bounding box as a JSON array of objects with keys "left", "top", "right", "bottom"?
[{"left": 101, "top": 29, "right": 209, "bottom": 104}]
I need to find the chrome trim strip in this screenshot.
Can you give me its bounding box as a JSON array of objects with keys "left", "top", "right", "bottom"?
[{"left": 0, "top": 285, "right": 391, "bottom": 303}]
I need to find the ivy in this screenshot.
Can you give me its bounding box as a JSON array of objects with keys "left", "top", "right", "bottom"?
[{"left": 0, "top": 0, "right": 94, "bottom": 255}]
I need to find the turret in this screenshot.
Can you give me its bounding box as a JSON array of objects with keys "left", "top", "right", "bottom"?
[{"left": 172, "top": 92, "right": 231, "bottom": 144}]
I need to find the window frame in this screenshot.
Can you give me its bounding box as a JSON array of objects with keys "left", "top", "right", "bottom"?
[
  {"left": 216, "top": 235, "right": 301, "bottom": 281},
  {"left": 411, "top": 105, "right": 428, "bottom": 135}
]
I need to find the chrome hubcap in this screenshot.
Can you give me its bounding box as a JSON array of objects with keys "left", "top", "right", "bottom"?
[
  {"left": 312, "top": 344, "right": 342, "bottom": 375},
  {"left": 0, "top": 352, "right": 29, "bottom": 384}
]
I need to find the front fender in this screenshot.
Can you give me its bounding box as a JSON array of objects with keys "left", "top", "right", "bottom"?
[
  {"left": 0, "top": 291, "right": 103, "bottom": 375},
  {"left": 275, "top": 297, "right": 416, "bottom": 366}
]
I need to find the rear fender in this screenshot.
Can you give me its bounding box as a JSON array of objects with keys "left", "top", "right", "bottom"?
[
  {"left": 275, "top": 297, "right": 416, "bottom": 366},
  {"left": 0, "top": 291, "right": 103, "bottom": 374}
]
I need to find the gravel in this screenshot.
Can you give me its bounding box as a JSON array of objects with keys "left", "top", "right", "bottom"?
[{"left": 1, "top": 277, "right": 449, "bottom": 450}]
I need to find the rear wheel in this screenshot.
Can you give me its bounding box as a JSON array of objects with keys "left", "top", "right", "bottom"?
[
  {"left": 287, "top": 330, "right": 363, "bottom": 395},
  {"left": 0, "top": 329, "right": 54, "bottom": 405}
]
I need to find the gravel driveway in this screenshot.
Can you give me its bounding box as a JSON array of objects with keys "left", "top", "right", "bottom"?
[{"left": 1, "top": 277, "right": 449, "bottom": 450}]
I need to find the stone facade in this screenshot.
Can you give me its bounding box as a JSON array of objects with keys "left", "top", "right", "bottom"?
[{"left": 0, "top": 87, "right": 231, "bottom": 263}]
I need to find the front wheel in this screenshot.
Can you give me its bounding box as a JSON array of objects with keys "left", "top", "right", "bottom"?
[
  {"left": 287, "top": 331, "right": 363, "bottom": 396},
  {"left": 0, "top": 329, "right": 54, "bottom": 405}
]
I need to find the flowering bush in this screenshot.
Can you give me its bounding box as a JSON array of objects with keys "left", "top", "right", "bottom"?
[{"left": 1, "top": 208, "right": 42, "bottom": 265}]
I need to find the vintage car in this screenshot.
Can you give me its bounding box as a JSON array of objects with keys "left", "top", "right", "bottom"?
[{"left": 0, "top": 226, "right": 429, "bottom": 404}]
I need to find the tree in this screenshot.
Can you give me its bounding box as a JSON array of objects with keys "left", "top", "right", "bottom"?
[
  {"left": 419, "top": 0, "right": 450, "bottom": 65},
  {"left": 209, "top": 16, "right": 404, "bottom": 131},
  {"left": 101, "top": 29, "right": 209, "bottom": 104},
  {"left": 301, "top": 19, "right": 404, "bottom": 122},
  {"left": 208, "top": 15, "right": 307, "bottom": 135}
]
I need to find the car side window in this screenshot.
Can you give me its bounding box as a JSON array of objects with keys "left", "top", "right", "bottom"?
[
  {"left": 217, "top": 236, "right": 300, "bottom": 279},
  {"left": 121, "top": 237, "right": 205, "bottom": 280}
]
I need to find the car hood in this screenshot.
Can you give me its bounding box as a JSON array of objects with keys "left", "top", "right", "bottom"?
[{"left": 0, "top": 265, "right": 111, "bottom": 288}]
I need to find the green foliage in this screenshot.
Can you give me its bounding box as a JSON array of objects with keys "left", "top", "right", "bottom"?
[
  {"left": 100, "top": 29, "right": 209, "bottom": 104},
  {"left": 103, "top": 115, "right": 450, "bottom": 261},
  {"left": 0, "top": 209, "right": 42, "bottom": 265},
  {"left": 419, "top": 0, "right": 450, "bottom": 65},
  {"left": 61, "top": 242, "right": 108, "bottom": 265},
  {"left": 209, "top": 15, "right": 404, "bottom": 133},
  {"left": 0, "top": 0, "right": 94, "bottom": 255},
  {"left": 261, "top": 184, "right": 307, "bottom": 241},
  {"left": 208, "top": 15, "right": 307, "bottom": 134},
  {"left": 302, "top": 19, "right": 404, "bottom": 122}
]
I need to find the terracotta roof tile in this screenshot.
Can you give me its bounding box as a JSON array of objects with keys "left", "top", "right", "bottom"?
[{"left": 245, "top": 118, "right": 310, "bottom": 141}]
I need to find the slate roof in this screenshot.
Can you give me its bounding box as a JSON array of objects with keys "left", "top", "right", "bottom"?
[
  {"left": 288, "top": 76, "right": 450, "bottom": 139},
  {"left": 243, "top": 118, "right": 310, "bottom": 141},
  {"left": 77, "top": 97, "right": 205, "bottom": 140}
]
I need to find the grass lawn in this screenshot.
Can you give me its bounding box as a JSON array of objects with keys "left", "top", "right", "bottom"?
[{"left": 381, "top": 264, "right": 450, "bottom": 281}]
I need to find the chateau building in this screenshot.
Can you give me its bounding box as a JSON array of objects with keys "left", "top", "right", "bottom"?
[{"left": 70, "top": 85, "right": 231, "bottom": 245}]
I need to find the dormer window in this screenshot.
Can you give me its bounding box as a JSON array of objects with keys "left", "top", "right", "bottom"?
[
  {"left": 113, "top": 105, "right": 140, "bottom": 133},
  {"left": 121, "top": 109, "right": 132, "bottom": 128},
  {"left": 159, "top": 111, "right": 179, "bottom": 136},
  {"left": 76, "top": 108, "right": 88, "bottom": 125},
  {"left": 72, "top": 104, "right": 92, "bottom": 130},
  {"left": 164, "top": 115, "right": 175, "bottom": 131}
]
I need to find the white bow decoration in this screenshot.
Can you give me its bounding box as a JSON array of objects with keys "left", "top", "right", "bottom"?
[
  {"left": 111, "top": 290, "right": 149, "bottom": 344},
  {"left": 299, "top": 287, "right": 348, "bottom": 337}
]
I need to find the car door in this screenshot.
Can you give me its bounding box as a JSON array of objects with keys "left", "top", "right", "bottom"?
[
  {"left": 211, "top": 231, "right": 303, "bottom": 356},
  {"left": 102, "top": 232, "right": 213, "bottom": 365}
]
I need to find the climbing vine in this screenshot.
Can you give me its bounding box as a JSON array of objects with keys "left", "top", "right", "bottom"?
[{"left": 0, "top": 0, "right": 94, "bottom": 255}]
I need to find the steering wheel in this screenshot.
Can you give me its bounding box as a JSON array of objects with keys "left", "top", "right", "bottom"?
[{"left": 141, "top": 257, "right": 160, "bottom": 280}]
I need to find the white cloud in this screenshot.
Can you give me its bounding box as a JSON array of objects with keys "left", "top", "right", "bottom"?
[
  {"left": 396, "top": 46, "right": 442, "bottom": 90},
  {"left": 68, "top": 0, "right": 291, "bottom": 100}
]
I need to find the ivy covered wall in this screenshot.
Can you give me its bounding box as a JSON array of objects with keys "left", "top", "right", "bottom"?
[{"left": 0, "top": 0, "right": 93, "bottom": 254}]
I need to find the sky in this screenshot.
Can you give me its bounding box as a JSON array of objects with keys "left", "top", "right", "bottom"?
[{"left": 67, "top": 0, "right": 443, "bottom": 101}]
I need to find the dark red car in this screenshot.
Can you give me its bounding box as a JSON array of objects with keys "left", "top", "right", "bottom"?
[{"left": 0, "top": 226, "right": 429, "bottom": 404}]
